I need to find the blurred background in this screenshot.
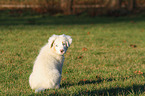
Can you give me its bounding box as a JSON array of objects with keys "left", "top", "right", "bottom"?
[{"left": 0, "top": 0, "right": 145, "bottom": 16}]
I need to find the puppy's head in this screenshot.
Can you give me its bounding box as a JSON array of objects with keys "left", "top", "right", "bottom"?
[{"left": 48, "top": 34, "right": 72, "bottom": 55}]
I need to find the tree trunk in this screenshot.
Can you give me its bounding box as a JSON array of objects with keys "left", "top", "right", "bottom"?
[
  {"left": 61, "top": 0, "right": 73, "bottom": 15},
  {"left": 106, "top": 0, "right": 121, "bottom": 10},
  {"left": 127, "top": 0, "right": 136, "bottom": 11}
]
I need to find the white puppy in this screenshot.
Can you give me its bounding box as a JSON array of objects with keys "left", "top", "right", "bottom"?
[{"left": 29, "top": 34, "right": 72, "bottom": 93}]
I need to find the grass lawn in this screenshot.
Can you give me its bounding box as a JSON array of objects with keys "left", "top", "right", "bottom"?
[{"left": 0, "top": 12, "right": 145, "bottom": 95}]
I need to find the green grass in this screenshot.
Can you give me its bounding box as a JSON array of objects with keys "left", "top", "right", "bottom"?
[{"left": 0, "top": 12, "right": 145, "bottom": 96}]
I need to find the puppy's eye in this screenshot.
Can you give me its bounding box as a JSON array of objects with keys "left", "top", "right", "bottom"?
[{"left": 56, "top": 45, "right": 58, "bottom": 47}]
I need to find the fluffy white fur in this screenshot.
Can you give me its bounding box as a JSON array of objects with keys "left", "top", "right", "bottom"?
[{"left": 29, "top": 34, "right": 72, "bottom": 93}]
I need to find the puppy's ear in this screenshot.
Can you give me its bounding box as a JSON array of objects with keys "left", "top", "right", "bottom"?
[
  {"left": 48, "top": 34, "right": 57, "bottom": 48},
  {"left": 64, "top": 35, "right": 72, "bottom": 47}
]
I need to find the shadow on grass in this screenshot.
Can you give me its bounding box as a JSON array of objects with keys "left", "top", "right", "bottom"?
[
  {"left": 61, "top": 78, "right": 113, "bottom": 89},
  {"left": 29, "top": 84, "right": 145, "bottom": 96},
  {"left": 61, "top": 75, "right": 139, "bottom": 88},
  {"left": 60, "top": 77, "right": 104, "bottom": 88},
  {"left": 73, "top": 84, "right": 145, "bottom": 96},
  {"left": 0, "top": 12, "right": 145, "bottom": 26},
  {"left": 59, "top": 75, "right": 145, "bottom": 95},
  {"left": 77, "top": 77, "right": 113, "bottom": 85}
]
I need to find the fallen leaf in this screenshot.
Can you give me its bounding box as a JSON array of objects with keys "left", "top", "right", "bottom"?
[
  {"left": 77, "top": 56, "right": 83, "bottom": 59},
  {"left": 82, "top": 47, "right": 87, "bottom": 51},
  {"left": 123, "top": 40, "right": 126, "bottom": 43},
  {"left": 87, "top": 32, "right": 90, "bottom": 35},
  {"left": 141, "top": 29, "right": 144, "bottom": 32},
  {"left": 134, "top": 71, "right": 138, "bottom": 73},
  {"left": 83, "top": 79, "right": 87, "bottom": 81},
  {"left": 130, "top": 44, "right": 137, "bottom": 48},
  {"left": 134, "top": 71, "right": 143, "bottom": 75},
  {"left": 140, "top": 72, "right": 143, "bottom": 74},
  {"left": 130, "top": 21, "right": 136, "bottom": 24},
  {"left": 96, "top": 75, "right": 100, "bottom": 78},
  {"left": 138, "top": 71, "right": 141, "bottom": 73},
  {"left": 86, "top": 90, "right": 89, "bottom": 92},
  {"left": 62, "top": 78, "right": 66, "bottom": 81}
]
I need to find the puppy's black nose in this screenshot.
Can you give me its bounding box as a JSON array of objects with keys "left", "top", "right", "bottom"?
[{"left": 60, "top": 49, "right": 64, "bottom": 53}]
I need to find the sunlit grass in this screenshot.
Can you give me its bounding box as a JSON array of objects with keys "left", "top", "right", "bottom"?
[{"left": 0, "top": 13, "right": 145, "bottom": 95}]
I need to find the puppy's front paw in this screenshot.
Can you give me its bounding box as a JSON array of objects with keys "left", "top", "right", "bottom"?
[
  {"left": 55, "top": 84, "right": 60, "bottom": 89},
  {"left": 35, "top": 88, "right": 45, "bottom": 93}
]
